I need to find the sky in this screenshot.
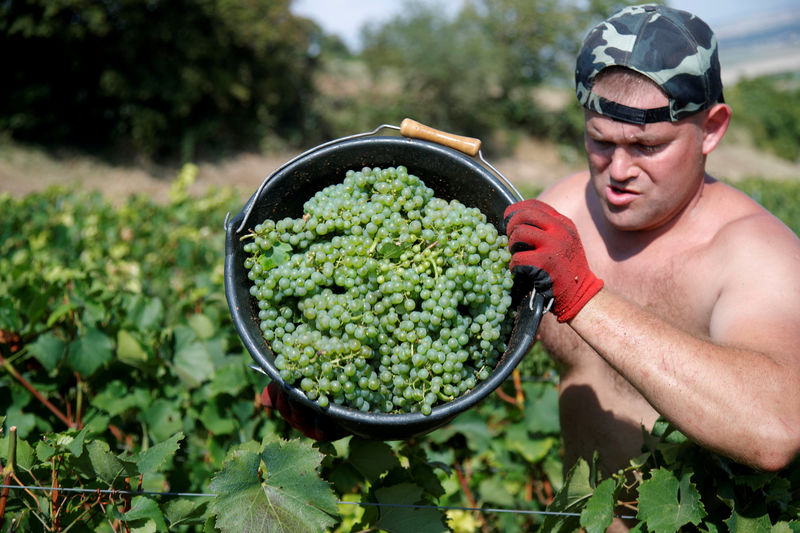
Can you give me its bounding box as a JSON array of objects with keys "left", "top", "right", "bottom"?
[{"left": 291, "top": 0, "right": 798, "bottom": 51}]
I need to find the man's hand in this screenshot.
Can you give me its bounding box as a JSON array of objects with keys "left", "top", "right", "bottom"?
[
  {"left": 504, "top": 199, "right": 603, "bottom": 322},
  {"left": 261, "top": 383, "right": 349, "bottom": 441}
]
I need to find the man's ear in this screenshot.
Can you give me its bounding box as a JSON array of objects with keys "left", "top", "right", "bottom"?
[{"left": 701, "top": 103, "right": 732, "bottom": 155}]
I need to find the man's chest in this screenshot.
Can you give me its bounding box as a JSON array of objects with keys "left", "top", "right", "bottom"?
[
  {"left": 589, "top": 231, "right": 722, "bottom": 335},
  {"left": 538, "top": 238, "right": 720, "bottom": 370}
]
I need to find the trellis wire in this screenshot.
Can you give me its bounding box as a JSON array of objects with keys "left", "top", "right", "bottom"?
[{"left": 0, "top": 484, "right": 635, "bottom": 520}]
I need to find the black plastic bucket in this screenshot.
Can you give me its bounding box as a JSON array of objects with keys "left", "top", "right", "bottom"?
[{"left": 224, "top": 122, "right": 545, "bottom": 440}]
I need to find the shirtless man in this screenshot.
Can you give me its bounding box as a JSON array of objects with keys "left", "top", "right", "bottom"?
[{"left": 504, "top": 3, "right": 800, "bottom": 494}]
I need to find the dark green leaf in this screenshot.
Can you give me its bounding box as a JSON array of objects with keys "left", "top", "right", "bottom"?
[
  {"left": 208, "top": 361, "right": 247, "bottom": 397},
  {"left": 523, "top": 381, "right": 560, "bottom": 434},
  {"left": 125, "top": 294, "right": 164, "bottom": 331},
  {"left": 348, "top": 438, "right": 400, "bottom": 483},
  {"left": 143, "top": 399, "right": 184, "bottom": 442},
  {"left": 724, "top": 500, "right": 771, "bottom": 533},
  {"left": 432, "top": 410, "right": 494, "bottom": 452},
  {"left": 637, "top": 468, "right": 706, "bottom": 532},
  {"left": 27, "top": 332, "right": 66, "bottom": 372},
  {"left": 136, "top": 432, "right": 184, "bottom": 474},
  {"left": 580, "top": 478, "right": 617, "bottom": 533},
  {"left": 68, "top": 326, "right": 113, "bottom": 376},
  {"left": 164, "top": 498, "right": 211, "bottom": 527},
  {"left": 210, "top": 439, "right": 338, "bottom": 533},
  {"left": 66, "top": 426, "right": 89, "bottom": 458},
  {"left": 200, "top": 401, "right": 236, "bottom": 435},
  {"left": 373, "top": 483, "right": 448, "bottom": 533},
  {"left": 173, "top": 338, "right": 215, "bottom": 388},
  {"left": 541, "top": 458, "right": 594, "bottom": 532},
  {"left": 117, "top": 496, "right": 168, "bottom": 531},
  {"left": 91, "top": 380, "right": 151, "bottom": 416},
  {"left": 87, "top": 440, "right": 138, "bottom": 485},
  {"left": 478, "top": 476, "right": 515, "bottom": 507},
  {"left": 0, "top": 295, "right": 21, "bottom": 331}
]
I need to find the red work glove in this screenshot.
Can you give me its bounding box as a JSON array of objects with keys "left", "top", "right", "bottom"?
[
  {"left": 261, "top": 383, "right": 349, "bottom": 441},
  {"left": 503, "top": 199, "right": 603, "bottom": 322}
]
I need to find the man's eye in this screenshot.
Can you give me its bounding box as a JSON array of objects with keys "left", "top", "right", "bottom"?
[
  {"left": 638, "top": 143, "right": 664, "bottom": 154},
  {"left": 590, "top": 138, "right": 614, "bottom": 150}
]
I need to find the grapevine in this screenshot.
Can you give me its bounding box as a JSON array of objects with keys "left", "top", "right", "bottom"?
[{"left": 242, "top": 166, "right": 515, "bottom": 416}]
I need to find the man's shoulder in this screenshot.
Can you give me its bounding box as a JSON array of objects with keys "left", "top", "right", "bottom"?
[
  {"left": 536, "top": 170, "right": 590, "bottom": 213},
  {"left": 706, "top": 180, "right": 799, "bottom": 250}
]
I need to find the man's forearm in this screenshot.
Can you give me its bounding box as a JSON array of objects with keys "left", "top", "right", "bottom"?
[{"left": 567, "top": 288, "right": 800, "bottom": 471}]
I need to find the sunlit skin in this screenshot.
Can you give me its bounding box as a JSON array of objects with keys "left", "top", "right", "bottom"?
[{"left": 533, "top": 71, "right": 800, "bottom": 531}]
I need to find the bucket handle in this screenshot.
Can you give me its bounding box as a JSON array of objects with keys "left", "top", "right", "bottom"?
[
  {"left": 399, "top": 118, "right": 482, "bottom": 157},
  {"left": 228, "top": 118, "right": 523, "bottom": 234},
  {"left": 399, "top": 118, "right": 522, "bottom": 203}
]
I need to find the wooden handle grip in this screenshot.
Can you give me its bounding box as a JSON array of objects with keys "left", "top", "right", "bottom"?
[{"left": 399, "top": 118, "right": 481, "bottom": 157}]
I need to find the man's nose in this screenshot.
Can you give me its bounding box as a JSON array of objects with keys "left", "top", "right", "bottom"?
[{"left": 609, "top": 146, "right": 639, "bottom": 181}]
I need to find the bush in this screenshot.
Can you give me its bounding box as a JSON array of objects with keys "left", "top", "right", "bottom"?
[{"left": 726, "top": 74, "right": 800, "bottom": 162}]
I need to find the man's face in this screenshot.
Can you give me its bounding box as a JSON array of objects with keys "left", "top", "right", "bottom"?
[{"left": 583, "top": 81, "right": 706, "bottom": 233}]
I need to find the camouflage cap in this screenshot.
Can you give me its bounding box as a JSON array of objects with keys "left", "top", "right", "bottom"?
[{"left": 575, "top": 4, "right": 723, "bottom": 124}]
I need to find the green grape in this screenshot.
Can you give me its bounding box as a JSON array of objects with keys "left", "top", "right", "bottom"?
[{"left": 243, "top": 166, "right": 516, "bottom": 415}]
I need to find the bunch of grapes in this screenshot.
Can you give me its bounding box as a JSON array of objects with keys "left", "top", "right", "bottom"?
[{"left": 242, "top": 166, "right": 515, "bottom": 416}]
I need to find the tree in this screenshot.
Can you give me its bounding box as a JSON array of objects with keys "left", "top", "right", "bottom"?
[{"left": 0, "top": 0, "right": 320, "bottom": 160}]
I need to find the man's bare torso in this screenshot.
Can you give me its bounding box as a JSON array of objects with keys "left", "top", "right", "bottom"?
[{"left": 536, "top": 171, "right": 766, "bottom": 477}]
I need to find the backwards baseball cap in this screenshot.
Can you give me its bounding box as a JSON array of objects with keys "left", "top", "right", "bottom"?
[{"left": 575, "top": 4, "right": 724, "bottom": 124}]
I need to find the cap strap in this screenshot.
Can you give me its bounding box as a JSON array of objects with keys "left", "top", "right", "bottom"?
[{"left": 591, "top": 95, "right": 672, "bottom": 124}]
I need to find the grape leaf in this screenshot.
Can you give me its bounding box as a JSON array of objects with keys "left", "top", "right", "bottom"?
[
  {"left": 66, "top": 426, "right": 89, "bottom": 458},
  {"left": 724, "top": 499, "right": 771, "bottom": 533},
  {"left": 200, "top": 400, "right": 236, "bottom": 435},
  {"left": 163, "top": 498, "right": 211, "bottom": 528},
  {"left": 637, "top": 468, "right": 706, "bottom": 532},
  {"left": 373, "top": 483, "right": 448, "bottom": 533},
  {"left": 505, "top": 425, "right": 555, "bottom": 463},
  {"left": 172, "top": 336, "right": 214, "bottom": 388},
  {"left": 210, "top": 439, "right": 338, "bottom": 533},
  {"left": 27, "top": 332, "right": 66, "bottom": 372},
  {"left": 522, "top": 381, "right": 560, "bottom": 434},
  {"left": 580, "top": 478, "right": 616, "bottom": 533},
  {"left": 116, "top": 496, "right": 168, "bottom": 532},
  {"left": 771, "top": 522, "right": 800, "bottom": 533},
  {"left": 68, "top": 326, "right": 113, "bottom": 376},
  {"left": 208, "top": 361, "right": 248, "bottom": 397},
  {"left": 143, "top": 399, "right": 184, "bottom": 442},
  {"left": 117, "top": 329, "right": 149, "bottom": 366},
  {"left": 259, "top": 242, "right": 292, "bottom": 269},
  {"left": 430, "top": 410, "right": 495, "bottom": 453},
  {"left": 188, "top": 312, "right": 216, "bottom": 340},
  {"left": 0, "top": 295, "right": 21, "bottom": 330},
  {"left": 540, "top": 458, "right": 594, "bottom": 532},
  {"left": 123, "top": 294, "right": 164, "bottom": 332},
  {"left": 136, "top": 432, "right": 184, "bottom": 474},
  {"left": 87, "top": 440, "right": 138, "bottom": 485},
  {"left": 348, "top": 438, "right": 400, "bottom": 483},
  {"left": 377, "top": 242, "right": 406, "bottom": 259}
]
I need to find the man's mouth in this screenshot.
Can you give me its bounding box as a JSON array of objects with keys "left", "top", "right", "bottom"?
[{"left": 606, "top": 184, "right": 639, "bottom": 206}]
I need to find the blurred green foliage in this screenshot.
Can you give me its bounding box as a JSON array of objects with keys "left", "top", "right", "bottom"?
[
  {"left": 1, "top": 0, "right": 798, "bottom": 166},
  {"left": 0, "top": 0, "right": 319, "bottom": 161},
  {"left": 726, "top": 74, "right": 800, "bottom": 162}
]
